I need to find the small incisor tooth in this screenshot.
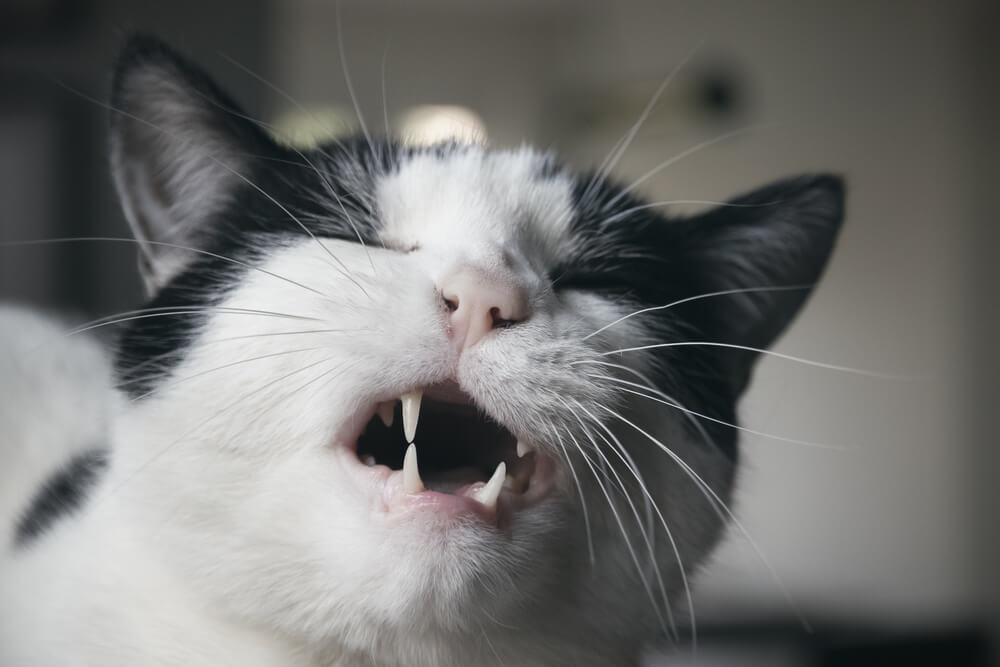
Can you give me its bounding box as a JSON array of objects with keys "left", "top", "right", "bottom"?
[
  {"left": 516, "top": 441, "right": 531, "bottom": 458},
  {"left": 473, "top": 462, "right": 506, "bottom": 509},
  {"left": 401, "top": 390, "right": 423, "bottom": 443},
  {"left": 402, "top": 443, "right": 424, "bottom": 494},
  {"left": 377, "top": 401, "right": 394, "bottom": 428}
]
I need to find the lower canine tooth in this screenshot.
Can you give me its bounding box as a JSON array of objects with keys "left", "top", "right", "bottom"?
[
  {"left": 402, "top": 443, "right": 424, "bottom": 494},
  {"left": 473, "top": 462, "right": 506, "bottom": 509}
]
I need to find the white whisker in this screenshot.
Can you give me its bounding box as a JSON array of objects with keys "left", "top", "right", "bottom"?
[
  {"left": 380, "top": 43, "right": 392, "bottom": 140},
  {"left": 118, "top": 328, "right": 358, "bottom": 385},
  {"left": 218, "top": 51, "right": 347, "bottom": 149},
  {"left": 543, "top": 422, "right": 596, "bottom": 565},
  {"left": 606, "top": 124, "right": 773, "bottom": 209},
  {"left": 96, "top": 356, "right": 337, "bottom": 503},
  {"left": 598, "top": 43, "right": 701, "bottom": 186},
  {"left": 581, "top": 41, "right": 701, "bottom": 208},
  {"left": 588, "top": 372, "right": 845, "bottom": 450},
  {"left": 551, "top": 417, "right": 670, "bottom": 637},
  {"left": 595, "top": 340, "right": 898, "bottom": 378},
  {"left": 478, "top": 623, "right": 505, "bottom": 666},
  {"left": 1, "top": 236, "right": 341, "bottom": 305},
  {"left": 242, "top": 359, "right": 358, "bottom": 434},
  {"left": 336, "top": 4, "right": 374, "bottom": 158},
  {"left": 591, "top": 198, "right": 786, "bottom": 229},
  {"left": 126, "top": 346, "right": 329, "bottom": 401},
  {"left": 583, "top": 285, "right": 813, "bottom": 340},
  {"left": 598, "top": 402, "right": 812, "bottom": 633},
  {"left": 565, "top": 396, "right": 697, "bottom": 650},
  {"left": 65, "top": 306, "right": 322, "bottom": 338},
  {"left": 557, "top": 396, "right": 679, "bottom": 643}
]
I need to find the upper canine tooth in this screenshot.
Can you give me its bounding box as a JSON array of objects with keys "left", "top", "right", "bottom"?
[
  {"left": 377, "top": 401, "right": 394, "bottom": 428},
  {"left": 473, "top": 462, "right": 506, "bottom": 510},
  {"left": 402, "top": 443, "right": 424, "bottom": 494},
  {"left": 516, "top": 441, "right": 531, "bottom": 458},
  {"left": 401, "top": 390, "right": 423, "bottom": 443}
]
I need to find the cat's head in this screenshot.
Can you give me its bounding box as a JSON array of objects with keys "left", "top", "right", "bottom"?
[{"left": 107, "top": 35, "right": 843, "bottom": 659}]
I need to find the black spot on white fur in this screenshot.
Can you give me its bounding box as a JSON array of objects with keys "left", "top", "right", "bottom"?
[{"left": 14, "top": 449, "right": 108, "bottom": 548}]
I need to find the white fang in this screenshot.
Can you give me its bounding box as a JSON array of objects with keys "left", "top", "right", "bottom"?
[
  {"left": 402, "top": 443, "right": 424, "bottom": 494},
  {"left": 401, "top": 390, "right": 422, "bottom": 443},
  {"left": 473, "top": 462, "right": 506, "bottom": 509}
]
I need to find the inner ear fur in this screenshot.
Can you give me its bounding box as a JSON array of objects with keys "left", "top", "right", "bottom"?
[{"left": 109, "top": 34, "right": 275, "bottom": 294}]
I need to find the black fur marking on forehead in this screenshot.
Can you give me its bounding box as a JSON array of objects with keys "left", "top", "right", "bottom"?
[{"left": 14, "top": 449, "right": 108, "bottom": 548}]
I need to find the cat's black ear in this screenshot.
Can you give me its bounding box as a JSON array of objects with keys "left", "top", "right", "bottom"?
[
  {"left": 109, "top": 34, "right": 274, "bottom": 294},
  {"left": 663, "top": 174, "right": 844, "bottom": 393}
]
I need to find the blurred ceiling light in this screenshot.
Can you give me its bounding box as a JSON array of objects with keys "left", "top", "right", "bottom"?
[
  {"left": 397, "top": 105, "right": 487, "bottom": 147},
  {"left": 272, "top": 106, "right": 357, "bottom": 148}
]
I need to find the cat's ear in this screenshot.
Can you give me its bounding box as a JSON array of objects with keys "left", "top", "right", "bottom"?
[
  {"left": 109, "top": 34, "right": 273, "bottom": 294},
  {"left": 663, "top": 174, "right": 844, "bottom": 392}
]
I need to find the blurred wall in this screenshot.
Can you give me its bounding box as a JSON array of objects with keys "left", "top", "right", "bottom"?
[{"left": 0, "top": 0, "right": 272, "bottom": 321}]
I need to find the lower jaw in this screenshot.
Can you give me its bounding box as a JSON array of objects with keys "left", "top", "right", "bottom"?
[
  {"left": 333, "top": 445, "right": 559, "bottom": 528},
  {"left": 398, "top": 488, "right": 502, "bottom": 523}
]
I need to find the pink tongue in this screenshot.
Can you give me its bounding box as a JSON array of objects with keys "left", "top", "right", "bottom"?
[{"left": 422, "top": 467, "right": 485, "bottom": 494}]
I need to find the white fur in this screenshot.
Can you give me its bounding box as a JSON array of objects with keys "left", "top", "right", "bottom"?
[
  {"left": 1, "top": 149, "right": 733, "bottom": 666},
  {"left": 0, "top": 306, "right": 113, "bottom": 531}
]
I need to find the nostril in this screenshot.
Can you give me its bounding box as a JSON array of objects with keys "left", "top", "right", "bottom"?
[{"left": 438, "top": 266, "right": 530, "bottom": 347}]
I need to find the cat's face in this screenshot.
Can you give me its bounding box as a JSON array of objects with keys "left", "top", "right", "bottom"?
[{"left": 108, "top": 36, "right": 842, "bottom": 658}]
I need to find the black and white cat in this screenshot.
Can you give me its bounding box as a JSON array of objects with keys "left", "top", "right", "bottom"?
[{"left": 0, "top": 35, "right": 843, "bottom": 666}]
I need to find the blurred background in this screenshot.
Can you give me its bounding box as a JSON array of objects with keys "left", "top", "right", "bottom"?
[{"left": 1, "top": 1, "right": 996, "bottom": 664}]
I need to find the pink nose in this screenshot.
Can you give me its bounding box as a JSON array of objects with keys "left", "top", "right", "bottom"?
[{"left": 439, "top": 266, "right": 529, "bottom": 349}]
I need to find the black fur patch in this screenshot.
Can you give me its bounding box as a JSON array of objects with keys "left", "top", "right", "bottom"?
[
  {"left": 560, "top": 173, "right": 844, "bottom": 459},
  {"left": 14, "top": 449, "right": 108, "bottom": 548}
]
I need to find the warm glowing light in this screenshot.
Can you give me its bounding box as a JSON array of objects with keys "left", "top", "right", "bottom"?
[{"left": 397, "top": 105, "right": 487, "bottom": 147}]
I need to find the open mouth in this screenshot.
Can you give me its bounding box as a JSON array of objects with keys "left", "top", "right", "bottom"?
[{"left": 346, "top": 383, "right": 555, "bottom": 524}]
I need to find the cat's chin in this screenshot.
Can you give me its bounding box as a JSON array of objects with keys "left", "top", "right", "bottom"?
[{"left": 330, "top": 381, "right": 560, "bottom": 528}]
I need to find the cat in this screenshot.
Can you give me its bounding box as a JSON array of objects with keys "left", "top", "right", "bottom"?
[{"left": 0, "top": 34, "right": 843, "bottom": 666}]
